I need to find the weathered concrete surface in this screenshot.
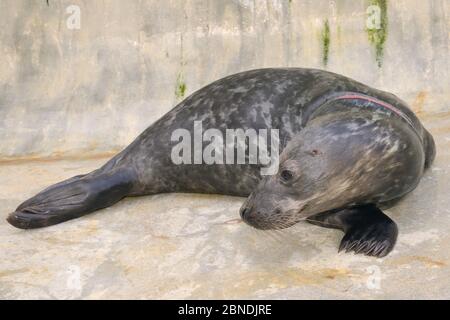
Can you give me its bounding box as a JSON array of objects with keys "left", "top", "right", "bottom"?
[
  {"left": 0, "top": 115, "right": 448, "bottom": 299},
  {"left": 1, "top": 0, "right": 449, "bottom": 159},
  {"left": 1, "top": 0, "right": 449, "bottom": 300}
]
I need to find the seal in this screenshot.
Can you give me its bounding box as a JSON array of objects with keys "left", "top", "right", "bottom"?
[{"left": 7, "top": 68, "right": 435, "bottom": 257}]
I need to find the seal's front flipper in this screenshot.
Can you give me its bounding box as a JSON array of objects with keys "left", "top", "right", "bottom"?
[
  {"left": 7, "top": 167, "right": 136, "bottom": 229},
  {"left": 307, "top": 205, "right": 398, "bottom": 257}
]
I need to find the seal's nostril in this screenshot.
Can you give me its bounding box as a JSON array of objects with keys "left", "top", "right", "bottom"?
[{"left": 240, "top": 208, "right": 249, "bottom": 219}]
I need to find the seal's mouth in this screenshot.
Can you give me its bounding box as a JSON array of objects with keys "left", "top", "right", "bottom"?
[
  {"left": 239, "top": 204, "right": 308, "bottom": 230},
  {"left": 242, "top": 217, "right": 298, "bottom": 230}
]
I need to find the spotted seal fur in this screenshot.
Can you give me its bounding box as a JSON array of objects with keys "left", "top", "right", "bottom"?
[{"left": 7, "top": 68, "right": 435, "bottom": 257}]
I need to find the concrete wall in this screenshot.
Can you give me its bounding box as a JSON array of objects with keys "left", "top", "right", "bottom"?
[{"left": 0, "top": 0, "right": 449, "bottom": 160}]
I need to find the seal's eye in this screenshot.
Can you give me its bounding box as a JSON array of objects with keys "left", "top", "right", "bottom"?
[{"left": 280, "top": 169, "right": 294, "bottom": 182}]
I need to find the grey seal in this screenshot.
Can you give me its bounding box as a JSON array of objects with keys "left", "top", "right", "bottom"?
[{"left": 7, "top": 68, "right": 435, "bottom": 257}]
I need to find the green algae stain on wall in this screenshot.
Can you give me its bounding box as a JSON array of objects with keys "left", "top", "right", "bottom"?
[
  {"left": 174, "top": 32, "right": 187, "bottom": 101},
  {"left": 366, "top": 0, "right": 388, "bottom": 67},
  {"left": 321, "top": 19, "right": 331, "bottom": 67},
  {"left": 175, "top": 73, "right": 187, "bottom": 100}
]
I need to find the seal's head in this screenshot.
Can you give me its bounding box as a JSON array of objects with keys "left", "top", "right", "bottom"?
[{"left": 239, "top": 110, "right": 423, "bottom": 230}]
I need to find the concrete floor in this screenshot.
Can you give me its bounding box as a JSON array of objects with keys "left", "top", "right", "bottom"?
[{"left": 0, "top": 115, "right": 449, "bottom": 299}]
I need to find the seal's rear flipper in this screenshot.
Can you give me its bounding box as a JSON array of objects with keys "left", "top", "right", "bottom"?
[
  {"left": 7, "top": 167, "right": 136, "bottom": 229},
  {"left": 307, "top": 205, "right": 398, "bottom": 257}
]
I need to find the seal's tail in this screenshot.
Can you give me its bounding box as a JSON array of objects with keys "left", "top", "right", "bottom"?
[{"left": 7, "top": 167, "right": 136, "bottom": 229}]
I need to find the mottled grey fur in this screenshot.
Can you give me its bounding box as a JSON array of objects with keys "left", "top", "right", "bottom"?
[{"left": 8, "top": 68, "right": 435, "bottom": 256}]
